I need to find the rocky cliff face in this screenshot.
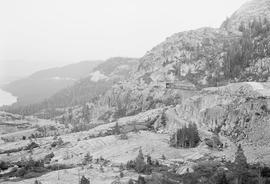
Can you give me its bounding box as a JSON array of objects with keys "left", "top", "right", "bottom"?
[
  {"left": 136, "top": 28, "right": 228, "bottom": 85},
  {"left": 164, "top": 82, "right": 270, "bottom": 144}
]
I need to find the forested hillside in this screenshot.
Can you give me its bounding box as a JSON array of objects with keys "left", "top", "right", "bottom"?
[
  {"left": 2, "top": 60, "right": 101, "bottom": 105},
  {"left": 1, "top": 57, "right": 138, "bottom": 118}
]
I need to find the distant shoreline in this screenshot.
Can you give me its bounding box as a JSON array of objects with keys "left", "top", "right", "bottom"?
[{"left": 0, "top": 88, "right": 17, "bottom": 106}]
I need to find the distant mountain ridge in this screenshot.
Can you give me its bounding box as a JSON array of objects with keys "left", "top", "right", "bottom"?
[
  {"left": 2, "top": 60, "right": 101, "bottom": 105},
  {"left": 1, "top": 57, "right": 138, "bottom": 117}
]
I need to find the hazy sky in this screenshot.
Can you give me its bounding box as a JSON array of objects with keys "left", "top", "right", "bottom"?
[{"left": 0, "top": 0, "right": 248, "bottom": 84}]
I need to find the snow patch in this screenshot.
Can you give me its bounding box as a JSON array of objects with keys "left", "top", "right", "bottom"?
[
  {"left": 51, "top": 77, "right": 76, "bottom": 81},
  {"left": 90, "top": 71, "right": 108, "bottom": 82}
]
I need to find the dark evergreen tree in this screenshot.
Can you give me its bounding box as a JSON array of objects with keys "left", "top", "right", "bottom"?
[
  {"left": 234, "top": 144, "right": 248, "bottom": 184},
  {"left": 146, "top": 155, "right": 152, "bottom": 165},
  {"left": 160, "top": 112, "right": 167, "bottom": 127},
  {"left": 113, "top": 122, "right": 121, "bottom": 135},
  {"left": 135, "top": 148, "right": 146, "bottom": 173},
  {"left": 120, "top": 171, "right": 124, "bottom": 178}
]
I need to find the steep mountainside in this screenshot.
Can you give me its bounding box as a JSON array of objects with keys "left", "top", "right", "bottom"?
[
  {"left": 2, "top": 60, "right": 101, "bottom": 105},
  {"left": 71, "top": 0, "right": 270, "bottom": 143},
  {"left": 3, "top": 0, "right": 270, "bottom": 142},
  {"left": 164, "top": 82, "right": 270, "bottom": 144}
]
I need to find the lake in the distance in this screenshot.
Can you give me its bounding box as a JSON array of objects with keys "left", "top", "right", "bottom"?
[{"left": 0, "top": 89, "right": 17, "bottom": 106}]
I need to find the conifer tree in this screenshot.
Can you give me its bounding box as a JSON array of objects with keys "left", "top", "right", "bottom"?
[
  {"left": 160, "top": 112, "right": 167, "bottom": 127},
  {"left": 114, "top": 122, "right": 120, "bottom": 135},
  {"left": 135, "top": 148, "right": 146, "bottom": 173},
  {"left": 234, "top": 144, "right": 248, "bottom": 184},
  {"left": 146, "top": 155, "right": 152, "bottom": 165},
  {"left": 82, "top": 104, "right": 90, "bottom": 123}
]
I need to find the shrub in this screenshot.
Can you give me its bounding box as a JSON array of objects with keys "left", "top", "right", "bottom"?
[
  {"left": 128, "top": 179, "right": 134, "bottom": 184},
  {"left": 147, "top": 155, "right": 152, "bottom": 165},
  {"left": 120, "top": 171, "right": 124, "bottom": 178},
  {"left": 119, "top": 133, "right": 128, "bottom": 140},
  {"left": 23, "top": 171, "right": 42, "bottom": 179},
  {"left": 80, "top": 175, "right": 90, "bottom": 184},
  {"left": 119, "top": 163, "right": 124, "bottom": 171},
  {"left": 0, "top": 161, "right": 9, "bottom": 170},
  {"left": 126, "top": 160, "right": 135, "bottom": 170},
  {"left": 133, "top": 122, "right": 139, "bottom": 133},
  {"left": 51, "top": 137, "right": 63, "bottom": 147},
  {"left": 53, "top": 135, "right": 58, "bottom": 140},
  {"left": 145, "top": 164, "right": 152, "bottom": 175},
  {"left": 34, "top": 179, "right": 42, "bottom": 184},
  {"left": 193, "top": 160, "right": 221, "bottom": 178},
  {"left": 161, "top": 154, "right": 166, "bottom": 160},
  {"left": 100, "top": 166, "right": 104, "bottom": 172},
  {"left": 205, "top": 134, "right": 223, "bottom": 149},
  {"left": 83, "top": 152, "right": 93, "bottom": 165},
  {"left": 46, "top": 163, "right": 72, "bottom": 171},
  {"left": 44, "top": 152, "right": 54, "bottom": 163},
  {"left": 138, "top": 175, "right": 146, "bottom": 184},
  {"left": 15, "top": 167, "right": 27, "bottom": 177},
  {"left": 25, "top": 142, "right": 39, "bottom": 150}
]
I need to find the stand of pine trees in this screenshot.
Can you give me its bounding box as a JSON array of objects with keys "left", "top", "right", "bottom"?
[{"left": 170, "top": 123, "right": 200, "bottom": 148}]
